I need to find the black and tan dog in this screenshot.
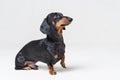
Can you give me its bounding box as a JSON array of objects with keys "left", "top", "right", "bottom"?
[{"left": 15, "top": 12, "right": 73, "bottom": 75}]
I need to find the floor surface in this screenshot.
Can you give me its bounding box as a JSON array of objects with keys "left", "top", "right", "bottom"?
[{"left": 0, "top": 46, "right": 120, "bottom": 80}]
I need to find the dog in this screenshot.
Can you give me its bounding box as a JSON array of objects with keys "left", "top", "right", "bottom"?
[{"left": 15, "top": 12, "right": 73, "bottom": 75}]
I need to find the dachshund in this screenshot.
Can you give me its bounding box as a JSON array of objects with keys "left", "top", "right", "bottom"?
[{"left": 15, "top": 12, "right": 73, "bottom": 75}]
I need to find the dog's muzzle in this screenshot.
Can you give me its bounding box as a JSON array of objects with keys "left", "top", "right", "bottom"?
[{"left": 62, "top": 17, "right": 73, "bottom": 30}]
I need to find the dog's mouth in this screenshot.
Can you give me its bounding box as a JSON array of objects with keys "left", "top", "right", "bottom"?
[
  {"left": 61, "top": 22, "right": 71, "bottom": 30},
  {"left": 61, "top": 24, "right": 68, "bottom": 30},
  {"left": 61, "top": 23, "right": 68, "bottom": 26},
  {"left": 59, "top": 17, "right": 73, "bottom": 30},
  {"left": 61, "top": 24, "right": 67, "bottom": 30}
]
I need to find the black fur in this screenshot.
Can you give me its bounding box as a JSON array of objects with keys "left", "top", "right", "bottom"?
[{"left": 15, "top": 12, "right": 72, "bottom": 70}]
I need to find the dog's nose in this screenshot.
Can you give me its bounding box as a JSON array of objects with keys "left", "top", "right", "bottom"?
[
  {"left": 67, "top": 17, "right": 73, "bottom": 22},
  {"left": 69, "top": 18, "right": 73, "bottom": 22}
]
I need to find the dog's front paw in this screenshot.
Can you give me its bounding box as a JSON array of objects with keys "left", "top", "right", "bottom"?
[
  {"left": 60, "top": 62, "right": 66, "bottom": 68},
  {"left": 49, "top": 71, "right": 57, "bottom": 75}
]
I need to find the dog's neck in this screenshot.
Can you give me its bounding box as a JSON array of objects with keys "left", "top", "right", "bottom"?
[
  {"left": 57, "top": 27, "right": 63, "bottom": 37},
  {"left": 47, "top": 31, "right": 63, "bottom": 43},
  {"left": 51, "top": 22, "right": 63, "bottom": 37},
  {"left": 45, "top": 24, "right": 64, "bottom": 43}
]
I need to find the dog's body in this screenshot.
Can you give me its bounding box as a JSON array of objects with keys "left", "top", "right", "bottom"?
[
  {"left": 15, "top": 37, "right": 65, "bottom": 68},
  {"left": 15, "top": 12, "right": 72, "bottom": 74}
]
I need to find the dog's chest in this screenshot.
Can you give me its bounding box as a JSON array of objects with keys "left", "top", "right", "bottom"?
[{"left": 57, "top": 43, "right": 65, "bottom": 55}]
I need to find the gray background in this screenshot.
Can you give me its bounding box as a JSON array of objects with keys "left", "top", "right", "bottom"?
[{"left": 1, "top": 0, "right": 120, "bottom": 49}]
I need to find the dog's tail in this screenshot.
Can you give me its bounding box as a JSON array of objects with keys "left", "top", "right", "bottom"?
[{"left": 15, "top": 52, "right": 25, "bottom": 70}]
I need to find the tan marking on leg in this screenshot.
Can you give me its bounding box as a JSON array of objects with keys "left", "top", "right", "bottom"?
[
  {"left": 23, "top": 67, "right": 31, "bottom": 70},
  {"left": 60, "top": 55, "right": 66, "bottom": 68},
  {"left": 23, "top": 61, "right": 38, "bottom": 70},
  {"left": 48, "top": 64, "right": 56, "bottom": 75}
]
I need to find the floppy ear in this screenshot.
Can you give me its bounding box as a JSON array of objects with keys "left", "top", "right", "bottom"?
[{"left": 40, "top": 19, "right": 50, "bottom": 34}]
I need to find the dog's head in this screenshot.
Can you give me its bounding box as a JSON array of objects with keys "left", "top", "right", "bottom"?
[{"left": 40, "top": 12, "right": 73, "bottom": 35}]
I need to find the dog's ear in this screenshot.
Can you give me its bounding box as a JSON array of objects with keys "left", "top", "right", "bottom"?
[{"left": 40, "top": 19, "right": 50, "bottom": 34}]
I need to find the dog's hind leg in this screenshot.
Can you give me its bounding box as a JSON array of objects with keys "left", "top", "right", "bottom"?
[
  {"left": 15, "top": 52, "right": 25, "bottom": 70},
  {"left": 47, "top": 64, "right": 56, "bottom": 75},
  {"left": 23, "top": 61, "right": 38, "bottom": 70},
  {"left": 60, "top": 55, "right": 66, "bottom": 68}
]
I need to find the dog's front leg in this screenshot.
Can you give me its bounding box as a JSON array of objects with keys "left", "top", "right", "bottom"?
[
  {"left": 60, "top": 55, "right": 66, "bottom": 68},
  {"left": 47, "top": 64, "right": 56, "bottom": 75}
]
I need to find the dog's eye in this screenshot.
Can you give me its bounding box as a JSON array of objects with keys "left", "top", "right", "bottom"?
[
  {"left": 54, "top": 16, "right": 62, "bottom": 22},
  {"left": 54, "top": 14, "right": 58, "bottom": 18},
  {"left": 53, "top": 13, "right": 63, "bottom": 22},
  {"left": 54, "top": 13, "right": 63, "bottom": 19},
  {"left": 58, "top": 14, "right": 63, "bottom": 18},
  {"left": 53, "top": 15, "right": 57, "bottom": 19}
]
